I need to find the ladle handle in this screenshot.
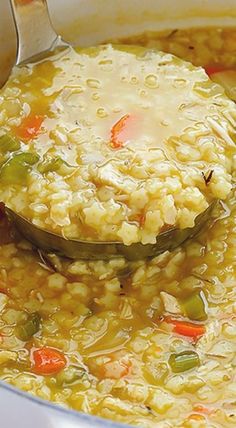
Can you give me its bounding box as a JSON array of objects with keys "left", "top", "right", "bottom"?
[{"left": 9, "top": 0, "right": 59, "bottom": 64}]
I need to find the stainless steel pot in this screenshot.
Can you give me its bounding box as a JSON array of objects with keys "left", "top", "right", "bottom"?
[{"left": 0, "top": 0, "right": 235, "bottom": 426}]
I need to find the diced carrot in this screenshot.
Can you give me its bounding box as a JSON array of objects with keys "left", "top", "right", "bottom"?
[
  {"left": 193, "top": 405, "right": 212, "bottom": 415},
  {"left": 165, "top": 317, "right": 205, "bottom": 338},
  {"left": 0, "top": 288, "right": 8, "bottom": 296},
  {"left": 188, "top": 414, "right": 205, "bottom": 421},
  {"left": 139, "top": 213, "right": 146, "bottom": 227},
  {"left": 204, "top": 65, "right": 228, "bottom": 76},
  {"left": 15, "top": 114, "right": 44, "bottom": 141},
  {"left": 110, "top": 114, "right": 133, "bottom": 149},
  {"left": 31, "top": 346, "right": 66, "bottom": 375}
]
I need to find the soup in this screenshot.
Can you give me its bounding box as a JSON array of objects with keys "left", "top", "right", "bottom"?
[
  {"left": 0, "top": 27, "right": 235, "bottom": 428},
  {"left": 0, "top": 44, "right": 235, "bottom": 245}
]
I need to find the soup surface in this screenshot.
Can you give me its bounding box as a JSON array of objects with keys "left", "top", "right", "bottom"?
[
  {"left": 0, "top": 43, "right": 235, "bottom": 245},
  {"left": 0, "top": 27, "right": 236, "bottom": 428}
]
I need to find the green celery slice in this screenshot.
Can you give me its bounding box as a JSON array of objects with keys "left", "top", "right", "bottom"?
[
  {"left": 15, "top": 312, "right": 41, "bottom": 341},
  {"left": 38, "top": 156, "right": 75, "bottom": 176},
  {"left": 0, "top": 152, "right": 39, "bottom": 185},
  {"left": 38, "top": 156, "right": 64, "bottom": 173},
  {"left": 0, "top": 134, "right": 20, "bottom": 153},
  {"left": 169, "top": 351, "right": 200, "bottom": 373},
  {"left": 183, "top": 291, "right": 207, "bottom": 321}
]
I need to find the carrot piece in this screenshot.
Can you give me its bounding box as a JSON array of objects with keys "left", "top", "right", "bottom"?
[
  {"left": 188, "top": 414, "right": 205, "bottom": 421},
  {"left": 204, "top": 65, "right": 228, "bottom": 76},
  {"left": 32, "top": 347, "right": 66, "bottom": 375},
  {"left": 139, "top": 214, "right": 146, "bottom": 227},
  {"left": 193, "top": 405, "right": 213, "bottom": 415},
  {"left": 15, "top": 114, "right": 44, "bottom": 141},
  {"left": 165, "top": 317, "right": 205, "bottom": 338},
  {"left": 110, "top": 114, "right": 133, "bottom": 149},
  {"left": 0, "top": 288, "right": 9, "bottom": 296}
]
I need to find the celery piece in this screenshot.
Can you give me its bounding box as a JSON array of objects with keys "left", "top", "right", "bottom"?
[
  {"left": 184, "top": 291, "right": 207, "bottom": 321},
  {"left": 38, "top": 156, "right": 64, "bottom": 174},
  {"left": 38, "top": 156, "right": 74, "bottom": 176},
  {"left": 15, "top": 312, "right": 41, "bottom": 341},
  {"left": 169, "top": 351, "right": 200, "bottom": 373},
  {"left": 0, "top": 152, "right": 39, "bottom": 184},
  {"left": 0, "top": 134, "right": 20, "bottom": 153}
]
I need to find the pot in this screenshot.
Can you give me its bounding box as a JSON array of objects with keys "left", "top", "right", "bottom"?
[
  {"left": 0, "top": 1, "right": 235, "bottom": 427},
  {"left": 1, "top": 0, "right": 236, "bottom": 84}
]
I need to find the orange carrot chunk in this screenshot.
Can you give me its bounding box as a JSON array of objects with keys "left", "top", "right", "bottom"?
[
  {"left": 110, "top": 114, "right": 133, "bottom": 149},
  {"left": 204, "top": 65, "right": 228, "bottom": 76},
  {"left": 15, "top": 114, "right": 44, "bottom": 141},
  {"left": 0, "top": 288, "right": 9, "bottom": 296},
  {"left": 165, "top": 317, "right": 205, "bottom": 338},
  {"left": 32, "top": 346, "right": 66, "bottom": 375},
  {"left": 188, "top": 414, "right": 205, "bottom": 421},
  {"left": 193, "top": 404, "right": 212, "bottom": 414}
]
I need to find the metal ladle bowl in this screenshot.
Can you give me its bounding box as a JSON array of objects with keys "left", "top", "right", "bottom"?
[
  {"left": 5, "top": 204, "right": 215, "bottom": 261},
  {"left": 4, "top": 0, "right": 216, "bottom": 261}
]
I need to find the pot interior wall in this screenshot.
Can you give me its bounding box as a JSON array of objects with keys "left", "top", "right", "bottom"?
[
  {"left": 0, "top": 0, "right": 236, "bottom": 85},
  {"left": 49, "top": 0, "right": 236, "bottom": 46}
]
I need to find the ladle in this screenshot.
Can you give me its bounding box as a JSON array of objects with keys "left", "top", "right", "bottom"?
[{"left": 10, "top": 0, "right": 67, "bottom": 65}]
